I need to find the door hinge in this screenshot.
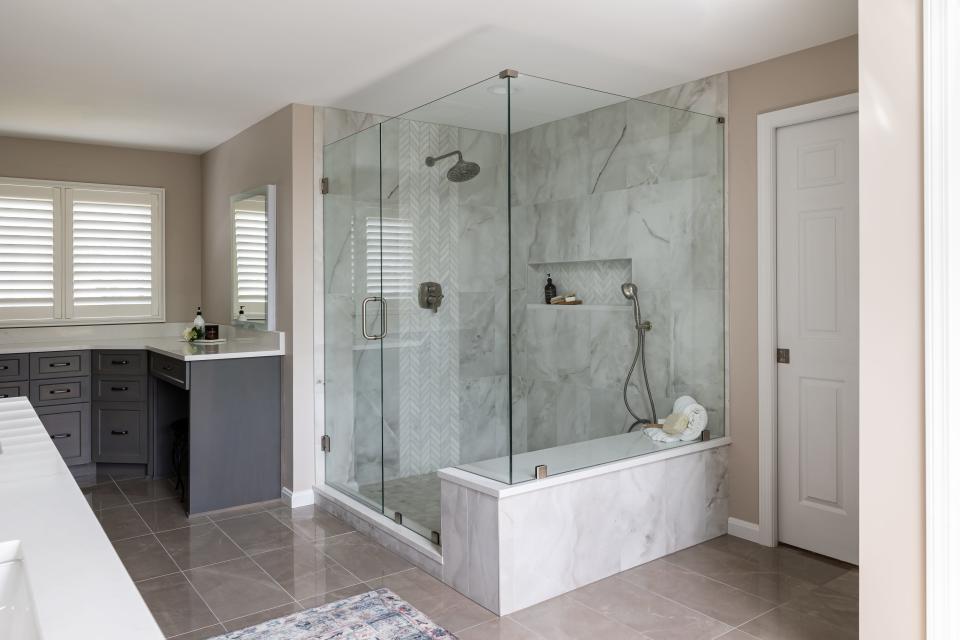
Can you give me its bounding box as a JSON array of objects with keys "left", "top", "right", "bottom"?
[
  {"left": 320, "top": 434, "right": 331, "bottom": 452},
  {"left": 320, "top": 177, "right": 329, "bottom": 195},
  {"left": 777, "top": 348, "right": 790, "bottom": 364}
]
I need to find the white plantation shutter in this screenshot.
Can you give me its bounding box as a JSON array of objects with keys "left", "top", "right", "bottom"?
[
  {"left": 366, "top": 217, "right": 413, "bottom": 298},
  {"left": 66, "top": 188, "right": 161, "bottom": 320},
  {"left": 0, "top": 178, "right": 163, "bottom": 326},
  {"left": 0, "top": 183, "right": 59, "bottom": 321},
  {"left": 233, "top": 195, "right": 268, "bottom": 319}
]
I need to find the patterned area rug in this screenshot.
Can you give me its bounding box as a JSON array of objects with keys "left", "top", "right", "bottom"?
[{"left": 212, "top": 589, "right": 458, "bottom": 639}]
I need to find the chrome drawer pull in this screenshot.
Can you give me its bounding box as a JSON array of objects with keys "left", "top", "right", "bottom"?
[
  {"left": 110, "top": 430, "right": 129, "bottom": 436},
  {"left": 0, "top": 394, "right": 7, "bottom": 398},
  {"left": 48, "top": 362, "right": 71, "bottom": 368},
  {"left": 50, "top": 433, "right": 71, "bottom": 440},
  {"left": 48, "top": 388, "right": 71, "bottom": 395},
  {"left": 0, "top": 365, "right": 8, "bottom": 370},
  {"left": 162, "top": 365, "right": 173, "bottom": 371},
  {"left": 111, "top": 359, "right": 130, "bottom": 365},
  {"left": 110, "top": 386, "right": 129, "bottom": 392}
]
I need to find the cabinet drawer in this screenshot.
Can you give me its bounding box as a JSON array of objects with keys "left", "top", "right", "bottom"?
[
  {"left": 0, "top": 354, "right": 27, "bottom": 381},
  {"left": 92, "top": 403, "right": 147, "bottom": 463},
  {"left": 36, "top": 403, "right": 90, "bottom": 465},
  {"left": 94, "top": 350, "right": 148, "bottom": 376},
  {"left": 31, "top": 351, "right": 90, "bottom": 379},
  {"left": 150, "top": 353, "right": 189, "bottom": 389},
  {"left": 93, "top": 377, "right": 146, "bottom": 403},
  {"left": 30, "top": 377, "right": 89, "bottom": 406},
  {"left": 0, "top": 381, "right": 27, "bottom": 400}
]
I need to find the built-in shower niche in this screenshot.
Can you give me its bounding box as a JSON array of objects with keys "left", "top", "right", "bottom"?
[{"left": 526, "top": 258, "right": 632, "bottom": 307}]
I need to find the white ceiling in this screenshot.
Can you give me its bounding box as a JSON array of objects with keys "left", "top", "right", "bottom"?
[{"left": 0, "top": 0, "right": 856, "bottom": 154}]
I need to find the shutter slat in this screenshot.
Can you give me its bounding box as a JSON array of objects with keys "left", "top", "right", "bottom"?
[
  {"left": 0, "top": 190, "right": 55, "bottom": 316},
  {"left": 365, "top": 217, "right": 413, "bottom": 298},
  {"left": 234, "top": 198, "right": 268, "bottom": 312},
  {"left": 72, "top": 194, "right": 154, "bottom": 309}
]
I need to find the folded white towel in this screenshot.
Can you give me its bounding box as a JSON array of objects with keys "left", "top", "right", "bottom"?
[
  {"left": 642, "top": 395, "right": 709, "bottom": 443},
  {"left": 678, "top": 401, "right": 708, "bottom": 441}
]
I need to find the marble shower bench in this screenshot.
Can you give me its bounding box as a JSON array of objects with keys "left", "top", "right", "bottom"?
[{"left": 437, "top": 438, "right": 729, "bottom": 615}]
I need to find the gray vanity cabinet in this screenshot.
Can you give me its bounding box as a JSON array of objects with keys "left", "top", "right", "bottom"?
[
  {"left": 36, "top": 402, "right": 91, "bottom": 465},
  {"left": 92, "top": 350, "right": 148, "bottom": 464},
  {"left": 149, "top": 353, "right": 281, "bottom": 514},
  {"left": 25, "top": 350, "right": 93, "bottom": 467}
]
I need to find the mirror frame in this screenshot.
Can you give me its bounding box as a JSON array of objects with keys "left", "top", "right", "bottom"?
[{"left": 229, "top": 184, "right": 277, "bottom": 331}]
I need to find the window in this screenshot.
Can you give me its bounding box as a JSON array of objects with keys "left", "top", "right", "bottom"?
[
  {"left": 0, "top": 178, "right": 164, "bottom": 325},
  {"left": 365, "top": 217, "right": 413, "bottom": 298}
]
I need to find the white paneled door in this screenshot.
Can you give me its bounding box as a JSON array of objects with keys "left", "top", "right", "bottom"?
[{"left": 776, "top": 112, "right": 859, "bottom": 564}]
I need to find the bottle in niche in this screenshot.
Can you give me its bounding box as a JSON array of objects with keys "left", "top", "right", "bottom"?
[
  {"left": 194, "top": 306, "right": 205, "bottom": 331},
  {"left": 544, "top": 273, "right": 556, "bottom": 304}
]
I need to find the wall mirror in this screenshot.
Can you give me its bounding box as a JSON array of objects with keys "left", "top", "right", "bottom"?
[{"left": 230, "top": 185, "right": 276, "bottom": 330}]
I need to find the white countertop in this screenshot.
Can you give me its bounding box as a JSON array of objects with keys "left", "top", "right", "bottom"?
[
  {"left": 0, "top": 324, "right": 285, "bottom": 361},
  {"left": 0, "top": 397, "right": 164, "bottom": 639}
]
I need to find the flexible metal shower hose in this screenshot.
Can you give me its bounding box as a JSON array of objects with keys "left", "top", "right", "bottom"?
[{"left": 625, "top": 314, "right": 657, "bottom": 432}]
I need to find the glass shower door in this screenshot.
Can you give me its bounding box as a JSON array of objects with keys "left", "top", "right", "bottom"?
[{"left": 322, "top": 124, "right": 385, "bottom": 514}]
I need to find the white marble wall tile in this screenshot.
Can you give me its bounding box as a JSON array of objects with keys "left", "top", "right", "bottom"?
[
  {"left": 588, "top": 309, "right": 634, "bottom": 388},
  {"left": 586, "top": 102, "right": 630, "bottom": 195},
  {"left": 323, "top": 107, "right": 386, "bottom": 145},
  {"left": 459, "top": 375, "right": 509, "bottom": 464},
  {"left": 499, "top": 470, "right": 624, "bottom": 613},
  {"left": 495, "top": 445, "right": 729, "bottom": 614},
  {"left": 459, "top": 292, "right": 496, "bottom": 379},
  {"left": 527, "top": 197, "right": 589, "bottom": 263},
  {"left": 458, "top": 129, "right": 507, "bottom": 208},
  {"left": 637, "top": 73, "right": 728, "bottom": 119},
  {"left": 587, "top": 190, "right": 630, "bottom": 259},
  {"left": 459, "top": 205, "right": 506, "bottom": 294},
  {"left": 440, "top": 481, "right": 500, "bottom": 612}
]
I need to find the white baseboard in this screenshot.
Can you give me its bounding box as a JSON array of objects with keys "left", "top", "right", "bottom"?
[
  {"left": 281, "top": 487, "right": 315, "bottom": 508},
  {"left": 727, "top": 517, "right": 763, "bottom": 544}
]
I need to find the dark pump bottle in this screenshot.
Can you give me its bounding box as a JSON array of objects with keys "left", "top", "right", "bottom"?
[{"left": 544, "top": 274, "right": 556, "bottom": 304}]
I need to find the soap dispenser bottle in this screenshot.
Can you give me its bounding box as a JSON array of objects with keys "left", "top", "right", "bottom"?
[
  {"left": 544, "top": 274, "right": 556, "bottom": 304},
  {"left": 194, "top": 306, "right": 205, "bottom": 331},
  {"left": 238, "top": 305, "right": 247, "bottom": 325}
]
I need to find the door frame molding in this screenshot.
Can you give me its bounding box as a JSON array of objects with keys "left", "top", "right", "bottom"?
[
  {"left": 924, "top": 0, "right": 960, "bottom": 635},
  {"left": 755, "top": 93, "right": 859, "bottom": 548}
]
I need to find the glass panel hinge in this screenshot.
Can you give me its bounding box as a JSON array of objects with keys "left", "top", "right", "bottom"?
[{"left": 320, "top": 434, "right": 331, "bottom": 452}]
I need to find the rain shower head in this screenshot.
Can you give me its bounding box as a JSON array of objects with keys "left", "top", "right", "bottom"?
[{"left": 425, "top": 150, "right": 481, "bottom": 183}]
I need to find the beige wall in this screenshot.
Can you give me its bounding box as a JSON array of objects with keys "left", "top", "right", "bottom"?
[
  {"left": 202, "top": 104, "right": 315, "bottom": 492},
  {"left": 859, "top": 0, "right": 924, "bottom": 635},
  {"left": 726, "top": 37, "right": 859, "bottom": 523},
  {"left": 0, "top": 136, "right": 202, "bottom": 321}
]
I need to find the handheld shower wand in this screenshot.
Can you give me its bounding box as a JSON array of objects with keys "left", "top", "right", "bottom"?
[{"left": 621, "top": 283, "right": 657, "bottom": 431}]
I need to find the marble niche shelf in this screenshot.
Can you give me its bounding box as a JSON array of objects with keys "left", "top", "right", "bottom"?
[
  {"left": 526, "top": 258, "right": 632, "bottom": 306},
  {"left": 525, "top": 303, "right": 631, "bottom": 312}
]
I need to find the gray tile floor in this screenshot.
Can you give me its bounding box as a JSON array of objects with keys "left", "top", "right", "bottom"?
[
  {"left": 80, "top": 469, "right": 857, "bottom": 640},
  {"left": 358, "top": 472, "right": 442, "bottom": 536}
]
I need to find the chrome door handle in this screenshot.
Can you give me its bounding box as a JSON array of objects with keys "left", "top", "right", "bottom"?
[{"left": 361, "top": 296, "right": 388, "bottom": 341}]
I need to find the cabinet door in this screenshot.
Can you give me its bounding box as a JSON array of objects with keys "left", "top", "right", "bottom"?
[
  {"left": 94, "top": 351, "right": 148, "bottom": 376},
  {"left": 30, "top": 377, "right": 89, "bottom": 406},
  {"left": 92, "top": 403, "right": 148, "bottom": 463},
  {"left": 31, "top": 351, "right": 90, "bottom": 379},
  {"left": 93, "top": 377, "right": 147, "bottom": 403},
  {"left": 0, "top": 381, "right": 28, "bottom": 400},
  {"left": 36, "top": 403, "right": 91, "bottom": 465},
  {"left": 0, "top": 354, "right": 28, "bottom": 381}
]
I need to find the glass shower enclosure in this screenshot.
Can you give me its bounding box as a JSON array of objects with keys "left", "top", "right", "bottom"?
[{"left": 320, "top": 71, "right": 725, "bottom": 544}]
